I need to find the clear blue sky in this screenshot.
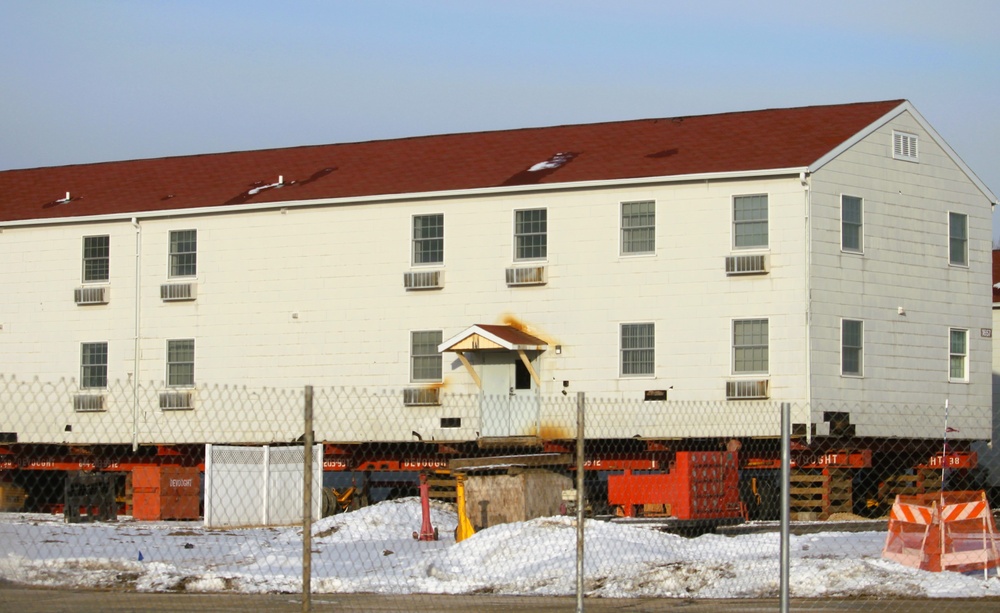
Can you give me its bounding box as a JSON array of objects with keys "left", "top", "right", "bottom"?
[{"left": 3, "top": 1, "right": 998, "bottom": 236}]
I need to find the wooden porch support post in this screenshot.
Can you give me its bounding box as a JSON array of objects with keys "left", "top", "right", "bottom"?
[
  {"left": 455, "top": 352, "right": 482, "bottom": 390},
  {"left": 517, "top": 349, "right": 542, "bottom": 388}
]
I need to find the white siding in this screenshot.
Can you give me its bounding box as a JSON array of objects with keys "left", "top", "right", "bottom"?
[
  {"left": 1, "top": 176, "right": 811, "bottom": 443},
  {"left": 808, "top": 110, "right": 992, "bottom": 439}
]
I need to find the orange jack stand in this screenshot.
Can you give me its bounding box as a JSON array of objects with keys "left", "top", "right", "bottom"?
[{"left": 413, "top": 472, "right": 438, "bottom": 541}]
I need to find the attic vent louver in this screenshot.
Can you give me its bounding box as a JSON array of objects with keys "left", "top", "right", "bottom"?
[{"left": 892, "top": 131, "right": 918, "bottom": 161}]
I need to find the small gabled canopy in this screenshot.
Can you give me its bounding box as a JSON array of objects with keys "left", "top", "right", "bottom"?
[{"left": 439, "top": 324, "right": 548, "bottom": 353}]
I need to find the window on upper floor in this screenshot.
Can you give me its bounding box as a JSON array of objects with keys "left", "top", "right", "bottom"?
[
  {"left": 514, "top": 209, "right": 547, "bottom": 261},
  {"left": 949, "top": 328, "right": 968, "bottom": 382},
  {"left": 167, "top": 339, "right": 195, "bottom": 387},
  {"left": 842, "top": 320, "right": 863, "bottom": 376},
  {"left": 82, "top": 235, "right": 110, "bottom": 282},
  {"left": 841, "top": 196, "right": 863, "bottom": 253},
  {"left": 412, "top": 214, "right": 444, "bottom": 266},
  {"left": 620, "top": 323, "right": 654, "bottom": 377},
  {"left": 621, "top": 200, "right": 655, "bottom": 255},
  {"left": 733, "top": 195, "right": 768, "bottom": 249},
  {"left": 949, "top": 212, "right": 968, "bottom": 266},
  {"left": 893, "top": 131, "right": 918, "bottom": 162},
  {"left": 80, "top": 342, "right": 108, "bottom": 389},
  {"left": 410, "top": 330, "right": 443, "bottom": 382},
  {"left": 733, "top": 319, "right": 769, "bottom": 374},
  {"left": 169, "top": 230, "right": 197, "bottom": 278}
]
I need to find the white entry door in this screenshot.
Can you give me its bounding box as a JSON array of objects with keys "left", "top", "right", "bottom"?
[{"left": 480, "top": 352, "right": 539, "bottom": 438}]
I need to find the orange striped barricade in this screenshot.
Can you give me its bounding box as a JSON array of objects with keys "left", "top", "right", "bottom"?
[
  {"left": 882, "top": 495, "right": 940, "bottom": 571},
  {"left": 938, "top": 491, "right": 1000, "bottom": 574},
  {"left": 882, "top": 490, "right": 1000, "bottom": 574}
]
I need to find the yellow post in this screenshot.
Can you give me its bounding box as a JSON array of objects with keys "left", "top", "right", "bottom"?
[{"left": 455, "top": 473, "right": 475, "bottom": 542}]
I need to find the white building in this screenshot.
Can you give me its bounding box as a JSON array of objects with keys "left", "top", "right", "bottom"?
[{"left": 0, "top": 100, "right": 994, "bottom": 453}]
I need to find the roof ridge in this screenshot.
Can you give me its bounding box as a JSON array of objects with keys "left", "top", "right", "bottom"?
[{"left": 2, "top": 100, "right": 907, "bottom": 173}]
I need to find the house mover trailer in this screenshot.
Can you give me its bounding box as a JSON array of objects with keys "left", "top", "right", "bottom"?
[{"left": 0, "top": 100, "right": 995, "bottom": 522}]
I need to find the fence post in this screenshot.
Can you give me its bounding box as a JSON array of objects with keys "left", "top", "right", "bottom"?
[
  {"left": 780, "top": 402, "right": 790, "bottom": 613},
  {"left": 576, "top": 391, "right": 585, "bottom": 613},
  {"left": 302, "top": 385, "right": 314, "bottom": 613}
]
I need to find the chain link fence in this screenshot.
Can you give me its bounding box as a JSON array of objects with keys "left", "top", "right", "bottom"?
[{"left": 1, "top": 375, "right": 998, "bottom": 611}]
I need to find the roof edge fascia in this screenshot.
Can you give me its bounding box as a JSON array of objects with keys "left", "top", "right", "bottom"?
[
  {"left": 809, "top": 101, "right": 998, "bottom": 205},
  {"left": 438, "top": 324, "right": 548, "bottom": 352},
  {"left": 0, "top": 167, "right": 806, "bottom": 229}
]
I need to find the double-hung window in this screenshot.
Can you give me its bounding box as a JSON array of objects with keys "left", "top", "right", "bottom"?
[
  {"left": 620, "top": 323, "right": 654, "bottom": 376},
  {"left": 949, "top": 328, "right": 968, "bottom": 382},
  {"left": 412, "top": 214, "right": 444, "bottom": 265},
  {"left": 733, "top": 195, "right": 768, "bottom": 249},
  {"left": 733, "top": 319, "right": 768, "bottom": 374},
  {"left": 82, "top": 235, "right": 110, "bottom": 282},
  {"left": 621, "top": 200, "right": 655, "bottom": 255},
  {"left": 410, "top": 331, "right": 442, "bottom": 382},
  {"left": 80, "top": 342, "right": 108, "bottom": 389},
  {"left": 167, "top": 339, "right": 195, "bottom": 387},
  {"left": 514, "top": 209, "right": 547, "bottom": 260},
  {"left": 949, "top": 212, "right": 968, "bottom": 266},
  {"left": 841, "top": 196, "right": 863, "bottom": 253},
  {"left": 169, "top": 230, "right": 197, "bottom": 277},
  {"left": 842, "top": 320, "right": 863, "bottom": 376}
]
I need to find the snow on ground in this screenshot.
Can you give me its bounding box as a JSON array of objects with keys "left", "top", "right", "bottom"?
[{"left": 0, "top": 498, "right": 998, "bottom": 599}]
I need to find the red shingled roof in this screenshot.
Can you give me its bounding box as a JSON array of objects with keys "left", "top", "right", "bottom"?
[{"left": 0, "top": 100, "right": 904, "bottom": 223}]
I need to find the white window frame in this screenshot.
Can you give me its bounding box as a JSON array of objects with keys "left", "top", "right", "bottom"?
[
  {"left": 80, "top": 342, "right": 108, "bottom": 389},
  {"left": 620, "top": 200, "right": 655, "bottom": 256},
  {"left": 733, "top": 318, "right": 769, "bottom": 375},
  {"left": 82, "top": 235, "right": 110, "bottom": 282},
  {"left": 841, "top": 195, "right": 863, "bottom": 254},
  {"left": 948, "top": 211, "right": 968, "bottom": 267},
  {"left": 410, "top": 330, "right": 443, "bottom": 382},
  {"left": 620, "top": 322, "right": 655, "bottom": 377},
  {"left": 412, "top": 214, "right": 444, "bottom": 266},
  {"left": 841, "top": 319, "right": 863, "bottom": 377},
  {"left": 949, "top": 328, "right": 968, "bottom": 382},
  {"left": 166, "top": 339, "right": 195, "bottom": 387},
  {"left": 168, "top": 229, "right": 197, "bottom": 278},
  {"left": 513, "top": 208, "right": 547, "bottom": 261},
  {"left": 892, "top": 130, "right": 919, "bottom": 162},
  {"left": 732, "top": 194, "right": 768, "bottom": 249}
]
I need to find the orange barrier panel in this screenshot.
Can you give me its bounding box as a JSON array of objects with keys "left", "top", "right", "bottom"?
[
  {"left": 607, "top": 451, "right": 741, "bottom": 520},
  {"left": 882, "top": 490, "right": 1000, "bottom": 574}
]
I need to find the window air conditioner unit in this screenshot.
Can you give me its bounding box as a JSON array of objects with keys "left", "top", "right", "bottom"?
[
  {"left": 726, "top": 380, "right": 770, "bottom": 400},
  {"left": 725, "top": 254, "right": 768, "bottom": 275},
  {"left": 505, "top": 266, "right": 547, "bottom": 286},
  {"left": 404, "top": 270, "right": 443, "bottom": 290},
  {"left": 73, "top": 394, "right": 106, "bottom": 412},
  {"left": 403, "top": 388, "right": 441, "bottom": 406},
  {"left": 159, "top": 391, "right": 194, "bottom": 410},
  {"left": 74, "top": 286, "right": 109, "bottom": 305},
  {"left": 161, "top": 283, "right": 197, "bottom": 301}
]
